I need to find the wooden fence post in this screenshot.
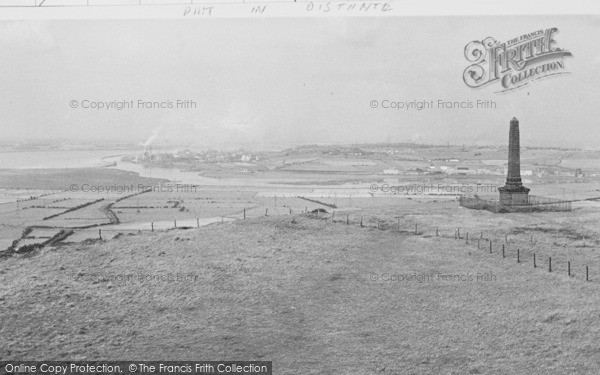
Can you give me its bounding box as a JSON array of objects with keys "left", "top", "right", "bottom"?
[
  {"left": 502, "top": 244, "right": 505, "bottom": 258},
  {"left": 533, "top": 253, "right": 536, "bottom": 268},
  {"left": 517, "top": 249, "right": 520, "bottom": 263},
  {"left": 99, "top": 229, "right": 102, "bottom": 240},
  {"left": 243, "top": 208, "right": 246, "bottom": 219},
  {"left": 568, "top": 261, "right": 571, "bottom": 276},
  {"left": 151, "top": 222, "right": 154, "bottom": 232},
  {"left": 549, "top": 257, "right": 552, "bottom": 272}
]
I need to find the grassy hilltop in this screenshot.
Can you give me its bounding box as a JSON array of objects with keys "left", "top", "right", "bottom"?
[{"left": 1, "top": 203, "right": 600, "bottom": 374}]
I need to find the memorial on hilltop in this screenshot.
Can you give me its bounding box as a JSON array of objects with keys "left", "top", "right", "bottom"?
[
  {"left": 459, "top": 117, "right": 571, "bottom": 213},
  {"left": 498, "top": 117, "right": 530, "bottom": 207}
]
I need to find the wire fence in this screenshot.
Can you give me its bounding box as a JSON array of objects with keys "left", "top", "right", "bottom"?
[
  {"left": 319, "top": 211, "right": 596, "bottom": 283},
  {"left": 3, "top": 207, "right": 597, "bottom": 284},
  {"left": 459, "top": 195, "right": 572, "bottom": 213}
]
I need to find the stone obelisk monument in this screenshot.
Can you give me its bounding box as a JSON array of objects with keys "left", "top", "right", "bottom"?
[{"left": 498, "top": 117, "right": 530, "bottom": 206}]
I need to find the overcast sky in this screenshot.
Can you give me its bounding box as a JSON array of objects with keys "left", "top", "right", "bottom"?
[{"left": 0, "top": 16, "right": 598, "bottom": 148}]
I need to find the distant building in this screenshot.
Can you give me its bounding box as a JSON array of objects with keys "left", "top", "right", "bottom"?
[
  {"left": 383, "top": 168, "right": 400, "bottom": 175},
  {"left": 456, "top": 166, "right": 469, "bottom": 175},
  {"left": 241, "top": 155, "right": 252, "bottom": 162},
  {"left": 504, "top": 167, "right": 532, "bottom": 176},
  {"left": 175, "top": 149, "right": 194, "bottom": 158}
]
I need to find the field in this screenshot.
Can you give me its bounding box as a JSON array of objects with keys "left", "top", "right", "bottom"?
[
  {"left": 1, "top": 145, "right": 600, "bottom": 372},
  {"left": 2, "top": 145, "right": 599, "bottom": 253},
  {"left": 1, "top": 208, "right": 600, "bottom": 373},
  {"left": 0, "top": 146, "right": 600, "bottom": 375},
  {"left": 0, "top": 169, "right": 167, "bottom": 252}
]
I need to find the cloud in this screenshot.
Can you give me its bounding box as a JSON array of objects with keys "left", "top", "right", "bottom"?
[
  {"left": 218, "top": 101, "right": 264, "bottom": 133},
  {"left": 327, "top": 18, "right": 379, "bottom": 48},
  {"left": 0, "top": 21, "right": 56, "bottom": 52}
]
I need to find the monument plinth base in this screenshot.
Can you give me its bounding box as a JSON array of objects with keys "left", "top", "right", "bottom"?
[{"left": 498, "top": 186, "right": 530, "bottom": 206}]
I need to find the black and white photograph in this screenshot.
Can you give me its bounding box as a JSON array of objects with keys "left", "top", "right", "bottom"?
[{"left": 1, "top": 1, "right": 600, "bottom": 374}]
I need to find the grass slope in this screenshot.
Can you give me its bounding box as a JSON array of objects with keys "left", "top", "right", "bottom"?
[{"left": 1, "top": 215, "right": 599, "bottom": 374}]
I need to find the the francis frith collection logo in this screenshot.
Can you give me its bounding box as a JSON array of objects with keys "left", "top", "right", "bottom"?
[{"left": 463, "top": 27, "right": 572, "bottom": 92}]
